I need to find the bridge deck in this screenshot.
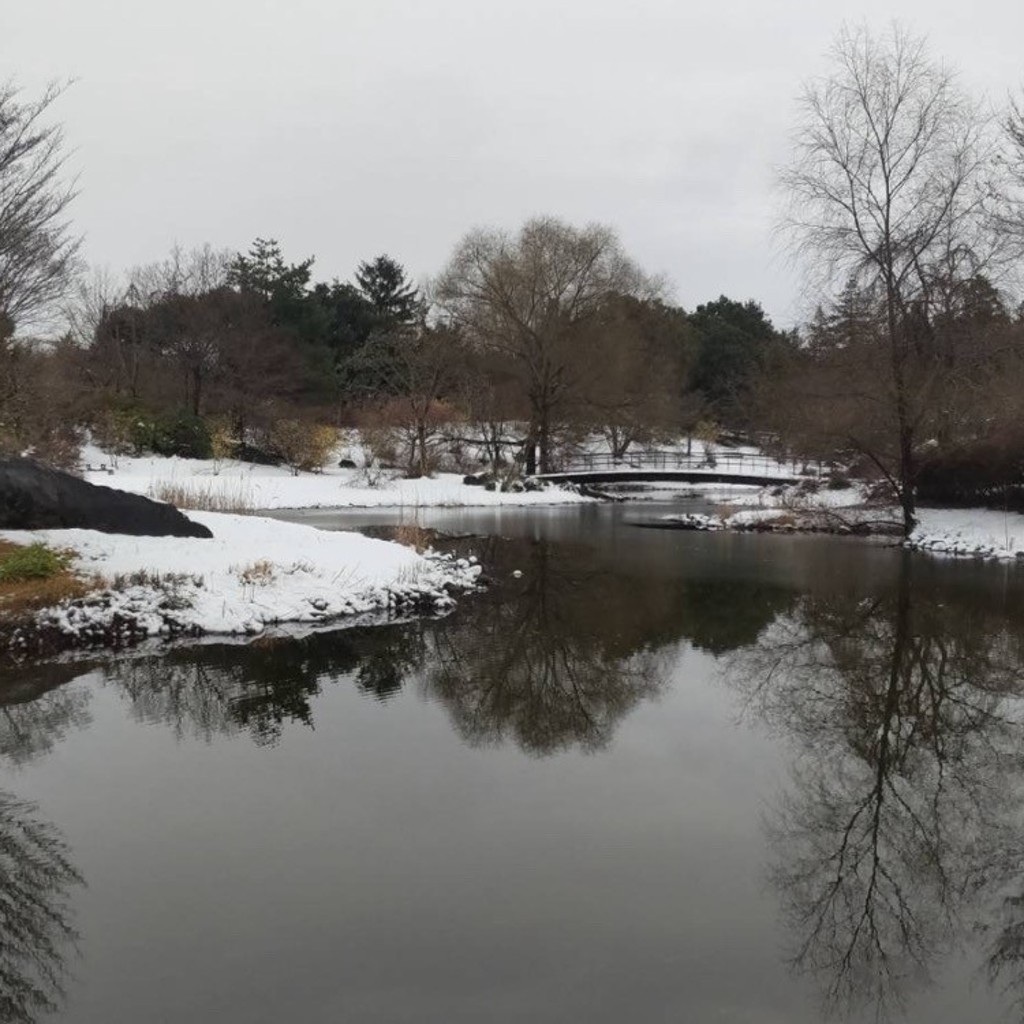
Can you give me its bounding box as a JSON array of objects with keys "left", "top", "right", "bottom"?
[
  {"left": 533, "top": 451, "right": 811, "bottom": 488},
  {"left": 535, "top": 468, "right": 802, "bottom": 487}
]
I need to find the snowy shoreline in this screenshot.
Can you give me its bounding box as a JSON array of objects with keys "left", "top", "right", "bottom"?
[
  {"left": 81, "top": 447, "right": 594, "bottom": 510},
  {"left": 0, "top": 511, "right": 482, "bottom": 658},
  {"left": 651, "top": 494, "right": 1024, "bottom": 563}
]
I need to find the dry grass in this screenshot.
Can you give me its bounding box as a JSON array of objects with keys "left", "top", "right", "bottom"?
[
  {"left": 237, "top": 559, "right": 275, "bottom": 587},
  {"left": 108, "top": 568, "right": 203, "bottom": 589},
  {"left": 149, "top": 480, "right": 256, "bottom": 513},
  {"left": 393, "top": 523, "right": 431, "bottom": 552},
  {"left": 0, "top": 540, "right": 91, "bottom": 618}
]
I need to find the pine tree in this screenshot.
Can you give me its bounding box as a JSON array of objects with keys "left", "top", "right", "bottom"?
[{"left": 355, "top": 255, "right": 422, "bottom": 330}]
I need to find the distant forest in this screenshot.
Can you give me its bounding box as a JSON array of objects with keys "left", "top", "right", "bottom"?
[{"left": 2, "top": 24, "right": 1024, "bottom": 526}]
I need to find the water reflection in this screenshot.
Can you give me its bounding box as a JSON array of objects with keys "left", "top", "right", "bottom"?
[
  {"left": 104, "top": 623, "right": 427, "bottom": 744},
  {"left": 3, "top": 531, "right": 1024, "bottom": 1021},
  {"left": 91, "top": 537, "right": 798, "bottom": 757},
  {"left": 0, "top": 688, "right": 91, "bottom": 769},
  {"left": 731, "top": 555, "right": 1024, "bottom": 1018},
  {"left": 426, "top": 539, "right": 673, "bottom": 753},
  {"left": 0, "top": 791, "right": 81, "bottom": 1024}
]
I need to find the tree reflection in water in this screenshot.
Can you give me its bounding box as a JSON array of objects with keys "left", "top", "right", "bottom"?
[
  {"left": 7, "top": 532, "right": 1024, "bottom": 1019},
  {"left": 0, "top": 791, "right": 82, "bottom": 1024},
  {"left": 103, "top": 622, "right": 427, "bottom": 745},
  {"left": 730, "top": 555, "right": 1024, "bottom": 1018},
  {"left": 0, "top": 688, "right": 92, "bottom": 769},
  {"left": 93, "top": 536, "right": 765, "bottom": 758},
  {"left": 425, "top": 539, "right": 673, "bottom": 754}
]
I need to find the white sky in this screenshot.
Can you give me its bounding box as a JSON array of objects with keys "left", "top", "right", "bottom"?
[{"left": 4, "top": 0, "right": 1023, "bottom": 327}]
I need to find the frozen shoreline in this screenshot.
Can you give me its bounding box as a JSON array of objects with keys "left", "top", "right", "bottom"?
[
  {"left": 0, "top": 511, "right": 482, "bottom": 654},
  {"left": 656, "top": 484, "right": 1024, "bottom": 562}
]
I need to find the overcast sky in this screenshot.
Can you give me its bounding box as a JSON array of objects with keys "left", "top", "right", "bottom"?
[{"left": 4, "top": 0, "right": 1023, "bottom": 327}]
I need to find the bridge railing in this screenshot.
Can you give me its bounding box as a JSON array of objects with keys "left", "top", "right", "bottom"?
[{"left": 545, "top": 450, "right": 822, "bottom": 477}]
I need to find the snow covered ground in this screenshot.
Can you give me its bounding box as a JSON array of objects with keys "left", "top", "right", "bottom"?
[
  {"left": 652, "top": 478, "right": 1024, "bottom": 561},
  {"left": 80, "top": 446, "right": 593, "bottom": 510},
  {"left": 910, "top": 508, "right": 1024, "bottom": 561},
  {"left": 1, "top": 511, "right": 481, "bottom": 641}
]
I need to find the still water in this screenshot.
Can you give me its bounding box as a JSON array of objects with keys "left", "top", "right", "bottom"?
[{"left": 2, "top": 501, "right": 1024, "bottom": 1022}]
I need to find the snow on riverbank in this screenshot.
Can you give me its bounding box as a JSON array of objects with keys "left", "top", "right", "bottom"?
[
  {"left": 1, "top": 511, "right": 482, "bottom": 643},
  {"left": 80, "top": 447, "right": 592, "bottom": 510},
  {"left": 909, "top": 508, "right": 1024, "bottom": 561},
  {"left": 657, "top": 489, "right": 1024, "bottom": 563}
]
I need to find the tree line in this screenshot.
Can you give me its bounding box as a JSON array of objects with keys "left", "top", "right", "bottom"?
[
  {"left": 2, "top": 202, "right": 789, "bottom": 477},
  {"left": 3, "top": 22, "right": 1024, "bottom": 531}
]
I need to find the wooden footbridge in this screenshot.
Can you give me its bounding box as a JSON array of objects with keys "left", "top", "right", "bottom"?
[{"left": 533, "top": 451, "right": 813, "bottom": 488}]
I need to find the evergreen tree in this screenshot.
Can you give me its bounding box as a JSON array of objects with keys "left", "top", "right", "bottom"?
[
  {"left": 355, "top": 255, "right": 422, "bottom": 329},
  {"left": 228, "top": 238, "right": 313, "bottom": 306},
  {"left": 689, "top": 296, "right": 783, "bottom": 414}
]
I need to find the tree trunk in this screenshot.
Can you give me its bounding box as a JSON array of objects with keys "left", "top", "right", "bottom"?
[
  {"left": 887, "top": 280, "right": 917, "bottom": 536},
  {"left": 191, "top": 366, "right": 203, "bottom": 416},
  {"left": 898, "top": 418, "right": 917, "bottom": 535},
  {"left": 538, "top": 407, "right": 552, "bottom": 473},
  {"left": 524, "top": 434, "right": 537, "bottom": 476},
  {"left": 416, "top": 421, "right": 428, "bottom": 477}
]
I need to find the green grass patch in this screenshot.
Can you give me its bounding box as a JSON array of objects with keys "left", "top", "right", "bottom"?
[{"left": 0, "top": 542, "right": 74, "bottom": 584}]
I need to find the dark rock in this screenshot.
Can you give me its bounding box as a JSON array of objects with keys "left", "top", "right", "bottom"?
[
  {"left": 338, "top": 458, "right": 357, "bottom": 469},
  {"left": 234, "top": 442, "right": 280, "bottom": 466},
  {"left": 0, "top": 458, "right": 213, "bottom": 538},
  {"left": 463, "top": 473, "right": 490, "bottom": 487}
]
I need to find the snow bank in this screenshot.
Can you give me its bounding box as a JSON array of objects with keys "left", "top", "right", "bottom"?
[
  {"left": 908, "top": 508, "right": 1024, "bottom": 562},
  {"left": 658, "top": 502, "right": 882, "bottom": 532},
  {"left": 1, "top": 511, "right": 482, "bottom": 641},
  {"left": 721, "top": 483, "right": 866, "bottom": 509},
  {"left": 654, "top": 501, "right": 1024, "bottom": 562},
  {"left": 80, "top": 446, "right": 592, "bottom": 510}
]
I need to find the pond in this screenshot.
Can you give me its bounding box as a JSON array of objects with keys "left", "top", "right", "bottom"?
[{"left": 2, "top": 500, "right": 1024, "bottom": 1022}]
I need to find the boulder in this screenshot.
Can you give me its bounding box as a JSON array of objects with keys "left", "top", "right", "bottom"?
[{"left": 0, "top": 458, "right": 213, "bottom": 538}]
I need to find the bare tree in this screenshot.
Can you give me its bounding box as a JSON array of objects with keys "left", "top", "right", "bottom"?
[
  {"left": 63, "top": 265, "right": 124, "bottom": 347},
  {"left": 0, "top": 82, "right": 80, "bottom": 333},
  {"left": 998, "top": 93, "right": 1024, "bottom": 255},
  {"left": 457, "top": 348, "right": 526, "bottom": 473},
  {"left": 348, "top": 324, "right": 465, "bottom": 477},
  {"left": 434, "top": 216, "right": 661, "bottom": 473},
  {"left": 129, "top": 243, "right": 231, "bottom": 300},
  {"left": 121, "top": 245, "right": 234, "bottom": 415},
  {"left": 581, "top": 295, "right": 685, "bottom": 459},
  {"left": 779, "top": 25, "right": 994, "bottom": 533}
]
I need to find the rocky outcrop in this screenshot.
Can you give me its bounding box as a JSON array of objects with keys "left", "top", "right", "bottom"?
[{"left": 0, "top": 458, "right": 213, "bottom": 538}]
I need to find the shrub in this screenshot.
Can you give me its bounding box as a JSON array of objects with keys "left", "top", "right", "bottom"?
[
  {"left": 209, "top": 418, "right": 238, "bottom": 464},
  {"left": 359, "top": 425, "right": 400, "bottom": 469},
  {"left": 152, "top": 410, "right": 213, "bottom": 459},
  {"left": 0, "top": 543, "right": 73, "bottom": 584},
  {"left": 91, "top": 403, "right": 145, "bottom": 456},
  {"left": 270, "top": 420, "right": 337, "bottom": 475},
  {"left": 109, "top": 407, "right": 213, "bottom": 459}
]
